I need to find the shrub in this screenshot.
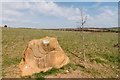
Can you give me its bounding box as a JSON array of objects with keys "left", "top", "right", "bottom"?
[{"left": 4, "top": 25, "right": 7, "bottom": 27}]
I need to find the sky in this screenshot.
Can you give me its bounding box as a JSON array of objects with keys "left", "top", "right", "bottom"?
[{"left": 0, "top": 0, "right": 119, "bottom": 29}]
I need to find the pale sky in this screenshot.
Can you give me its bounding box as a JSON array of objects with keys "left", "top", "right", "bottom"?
[{"left": 0, "top": 0, "right": 119, "bottom": 29}]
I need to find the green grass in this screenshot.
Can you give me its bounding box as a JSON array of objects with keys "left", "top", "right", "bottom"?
[
  {"left": 3, "top": 54, "right": 21, "bottom": 67},
  {"left": 32, "top": 63, "right": 76, "bottom": 79},
  {"left": 21, "top": 75, "right": 32, "bottom": 78},
  {"left": 96, "top": 53, "right": 120, "bottom": 63},
  {"left": 20, "top": 63, "right": 78, "bottom": 79},
  {"left": 76, "top": 64, "right": 85, "bottom": 68},
  {"left": 2, "top": 27, "right": 119, "bottom": 78},
  {"left": 108, "top": 28, "right": 120, "bottom": 31},
  {"left": 90, "top": 58, "right": 105, "bottom": 63},
  {"left": 2, "top": 71, "right": 14, "bottom": 77},
  {"left": 33, "top": 68, "right": 60, "bottom": 79},
  {"left": 65, "top": 63, "right": 77, "bottom": 71}
]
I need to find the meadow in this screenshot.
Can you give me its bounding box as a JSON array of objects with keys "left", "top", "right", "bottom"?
[{"left": 2, "top": 27, "right": 119, "bottom": 78}]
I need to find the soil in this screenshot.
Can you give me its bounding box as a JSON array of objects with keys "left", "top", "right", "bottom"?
[
  {"left": 2, "top": 59, "right": 118, "bottom": 78},
  {"left": 3, "top": 64, "right": 93, "bottom": 78}
]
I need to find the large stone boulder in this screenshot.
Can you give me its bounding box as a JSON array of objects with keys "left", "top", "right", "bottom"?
[{"left": 19, "top": 36, "right": 70, "bottom": 76}]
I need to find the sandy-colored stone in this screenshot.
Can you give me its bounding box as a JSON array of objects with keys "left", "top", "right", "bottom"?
[{"left": 19, "top": 36, "right": 70, "bottom": 76}]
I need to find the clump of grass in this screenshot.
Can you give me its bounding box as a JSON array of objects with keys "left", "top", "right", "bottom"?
[
  {"left": 21, "top": 75, "right": 31, "bottom": 78},
  {"left": 108, "top": 55, "right": 120, "bottom": 63},
  {"left": 96, "top": 54, "right": 120, "bottom": 63},
  {"left": 76, "top": 64, "right": 85, "bottom": 68},
  {"left": 42, "top": 68, "right": 61, "bottom": 75},
  {"left": 33, "top": 71, "right": 45, "bottom": 79},
  {"left": 20, "top": 63, "right": 78, "bottom": 79},
  {"left": 3, "top": 56, "right": 21, "bottom": 68},
  {"left": 33, "top": 63, "right": 77, "bottom": 78},
  {"left": 2, "top": 71, "right": 14, "bottom": 77},
  {"left": 81, "top": 68, "right": 91, "bottom": 73},
  {"left": 2, "top": 72, "right": 8, "bottom": 77},
  {"left": 33, "top": 68, "right": 62, "bottom": 79},
  {"left": 90, "top": 58, "right": 105, "bottom": 63},
  {"left": 66, "top": 63, "right": 77, "bottom": 71}
]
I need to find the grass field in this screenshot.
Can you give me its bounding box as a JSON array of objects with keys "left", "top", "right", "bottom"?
[
  {"left": 108, "top": 28, "right": 120, "bottom": 31},
  {"left": 2, "top": 27, "right": 119, "bottom": 78}
]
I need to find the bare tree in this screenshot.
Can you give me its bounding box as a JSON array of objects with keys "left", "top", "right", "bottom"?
[{"left": 81, "top": 8, "right": 87, "bottom": 61}]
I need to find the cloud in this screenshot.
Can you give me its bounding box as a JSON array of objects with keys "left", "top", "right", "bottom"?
[
  {"left": 2, "top": 17, "right": 17, "bottom": 22},
  {"left": 1, "top": 0, "right": 120, "bottom": 2},
  {"left": 2, "top": 2, "right": 30, "bottom": 10},
  {"left": 2, "top": 1, "right": 82, "bottom": 21},
  {"left": 86, "top": 6, "right": 118, "bottom": 27},
  {"left": 1, "top": 1, "right": 118, "bottom": 28},
  {"left": 2, "top": 3, "right": 24, "bottom": 22},
  {"left": 3, "top": 9, "right": 23, "bottom": 17},
  {"left": 28, "top": 1, "right": 82, "bottom": 21}
]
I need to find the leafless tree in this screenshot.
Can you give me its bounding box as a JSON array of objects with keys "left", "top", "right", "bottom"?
[{"left": 81, "top": 8, "right": 87, "bottom": 61}]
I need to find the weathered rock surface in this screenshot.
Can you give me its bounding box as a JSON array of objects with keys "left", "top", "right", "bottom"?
[{"left": 19, "top": 36, "right": 70, "bottom": 76}]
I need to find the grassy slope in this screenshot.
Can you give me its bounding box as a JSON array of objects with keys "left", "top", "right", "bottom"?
[{"left": 2, "top": 28, "right": 119, "bottom": 78}]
